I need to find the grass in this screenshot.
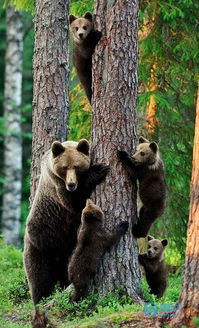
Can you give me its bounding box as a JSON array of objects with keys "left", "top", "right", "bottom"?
[{"left": 0, "top": 240, "right": 186, "bottom": 328}]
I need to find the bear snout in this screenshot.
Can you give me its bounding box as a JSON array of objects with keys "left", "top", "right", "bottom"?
[
  {"left": 67, "top": 182, "right": 77, "bottom": 192},
  {"left": 79, "top": 33, "right": 84, "bottom": 39}
]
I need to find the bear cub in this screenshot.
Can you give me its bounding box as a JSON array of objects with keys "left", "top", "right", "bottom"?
[
  {"left": 69, "top": 12, "right": 101, "bottom": 103},
  {"left": 118, "top": 136, "right": 167, "bottom": 238},
  {"left": 138, "top": 235, "right": 168, "bottom": 298},
  {"left": 68, "top": 199, "right": 129, "bottom": 302}
]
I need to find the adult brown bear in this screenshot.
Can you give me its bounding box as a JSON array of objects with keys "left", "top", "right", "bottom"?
[{"left": 24, "top": 140, "right": 109, "bottom": 314}]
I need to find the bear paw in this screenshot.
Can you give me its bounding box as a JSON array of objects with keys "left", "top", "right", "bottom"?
[
  {"left": 91, "top": 163, "right": 110, "bottom": 181},
  {"left": 95, "top": 30, "right": 102, "bottom": 41},
  {"left": 31, "top": 308, "right": 48, "bottom": 328},
  {"left": 117, "top": 150, "right": 129, "bottom": 161},
  {"left": 117, "top": 221, "right": 129, "bottom": 235},
  {"left": 132, "top": 223, "right": 147, "bottom": 238}
]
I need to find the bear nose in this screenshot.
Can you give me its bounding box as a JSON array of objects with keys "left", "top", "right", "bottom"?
[
  {"left": 79, "top": 33, "right": 83, "bottom": 39},
  {"left": 67, "top": 182, "right": 76, "bottom": 191}
]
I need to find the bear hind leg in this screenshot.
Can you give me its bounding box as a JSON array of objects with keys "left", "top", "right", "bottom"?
[{"left": 132, "top": 206, "right": 155, "bottom": 238}]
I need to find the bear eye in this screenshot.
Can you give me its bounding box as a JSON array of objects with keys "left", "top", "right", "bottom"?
[
  {"left": 83, "top": 26, "right": 87, "bottom": 30},
  {"left": 154, "top": 247, "right": 157, "bottom": 251},
  {"left": 75, "top": 27, "right": 79, "bottom": 31},
  {"left": 148, "top": 245, "right": 151, "bottom": 249},
  {"left": 140, "top": 152, "right": 145, "bottom": 156}
]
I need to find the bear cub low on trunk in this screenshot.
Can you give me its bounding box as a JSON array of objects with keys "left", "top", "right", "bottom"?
[{"left": 68, "top": 199, "right": 129, "bottom": 302}]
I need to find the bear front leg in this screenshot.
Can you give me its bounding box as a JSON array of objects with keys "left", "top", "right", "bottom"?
[
  {"left": 85, "top": 164, "right": 110, "bottom": 191},
  {"left": 104, "top": 221, "right": 129, "bottom": 249}
]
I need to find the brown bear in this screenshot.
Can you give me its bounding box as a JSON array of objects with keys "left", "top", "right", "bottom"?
[
  {"left": 68, "top": 199, "right": 129, "bottom": 302},
  {"left": 69, "top": 12, "right": 101, "bottom": 103},
  {"left": 138, "top": 235, "right": 168, "bottom": 298},
  {"left": 24, "top": 140, "right": 109, "bottom": 313},
  {"left": 118, "top": 136, "right": 167, "bottom": 238}
]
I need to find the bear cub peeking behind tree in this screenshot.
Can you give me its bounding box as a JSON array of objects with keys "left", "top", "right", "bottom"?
[
  {"left": 69, "top": 12, "right": 101, "bottom": 103},
  {"left": 118, "top": 136, "right": 167, "bottom": 238},
  {"left": 138, "top": 235, "right": 168, "bottom": 298},
  {"left": 68, "top": 199, "right": 129, "bottom": 302}
]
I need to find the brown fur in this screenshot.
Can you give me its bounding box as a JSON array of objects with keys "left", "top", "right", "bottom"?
[
  {"left": 69, "top": 12, "right": 101, "bottom": 103},
  {"left": 24, "top": 139, "right": 110, "bottom": 308},
  {"left": 138, "top": 235, "right": 168, "bottom": 298},
  {"left": 68, "top": 199, "right": 129, "bottom": 302},
  {"left": 118, "top": 136, "right": 167, "bottom": 238}
]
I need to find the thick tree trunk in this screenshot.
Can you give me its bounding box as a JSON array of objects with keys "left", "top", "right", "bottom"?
[
  {"left": 91, "top": 0, "right": 142, "bottom": 301},
  {"left": 31, "top": 0, "right": 70, "bottom": 202},
  {"left": 2, "top": 6, "right": 23, "bottom": 246},
  {"left": 170, "top": 85, "right": 199, "bottom": 327}
]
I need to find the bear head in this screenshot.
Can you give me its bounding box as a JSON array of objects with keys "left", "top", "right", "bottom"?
[
  {"left": 51, "top": 139, "right": 91, "bottom": 192},
  {"left": 81, "top": 199, "right": 104, "bottom": 225},
  {"left": 131, "top": 136, "right": 160, "bottom": 168},
  {"left": 69, "top": 12, "right": 93, "bottom": 44},
  {"left": 147, "top": 235, "right": 168, "bottom": 260}
]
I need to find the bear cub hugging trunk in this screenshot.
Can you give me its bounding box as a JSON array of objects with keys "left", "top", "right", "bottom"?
[
  {"left": 69, "top": 12, "right": 101, "bottom": 103},
  {"left": 24, "top": 139, "right": 109, "bottom": 326},
  {"left": 138, "top": 235, "right": 168, "bottom": 298},
  {"left": 68, "top": 199, "right": 129, "bottom": 302},
  {"left": 118, "top": 136, "right": 167, "bottom": 238}
]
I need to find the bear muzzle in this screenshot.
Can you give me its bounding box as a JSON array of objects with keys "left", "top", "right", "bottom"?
[{"left": 66, "top": 182, "right": 77, "bottom": 192}]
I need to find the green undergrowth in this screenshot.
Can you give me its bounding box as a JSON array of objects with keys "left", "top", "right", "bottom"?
[{"left": 0, "top": 241, "right": 184, "bottom": 328}]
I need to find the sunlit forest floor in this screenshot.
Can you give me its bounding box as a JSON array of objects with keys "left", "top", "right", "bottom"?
[{"left": 0, "top": 240, "right": 193, "bottom": 328}]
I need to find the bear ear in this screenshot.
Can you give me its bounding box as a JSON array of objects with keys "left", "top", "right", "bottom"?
[
  {"left": 147, "top": 235, "right": 154, "bottom": 241},
  {"left": 69, "top": 14, "right": 77, "bottom": 24},
  {"left": 161, "top": 239, "right": 168, "bottom": 247},
  {"left": 51, "top": 141, "right": 65, "bottom": 157},
  {"left": 83, "top": 12, "right": 93, "bottom": 22},
  {"left": 149, "top": 142, "right": 158, "bottom": 153},
  {"left": 139, "top": 136, "right": 149, "bottom": 144},
  {"left": 77, "top": 139, "right": 90, "bottom": 155},
  {"left": 86, "top": 199, "right": 94, "bottom": 207}
]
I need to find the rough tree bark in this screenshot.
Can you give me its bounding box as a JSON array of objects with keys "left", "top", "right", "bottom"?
[
  {"left": 169, "top": 85, "right": 199, "bottom": 327},
  {"left": 31, "top": 0, "right": 70, "bottom": 202},
  {"left": 91, "top": 0, "right": 142, "bottom": 301},
  {"left": 2, "top": 6, "right": 23, "bottom": 246}
]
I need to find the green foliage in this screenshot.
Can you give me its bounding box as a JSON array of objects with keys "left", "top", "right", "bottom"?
[
  {"left": 0, "top": 242, "right": 183, "bottom": 328},
  {"left": 0, "top": 239, "right": 29, "bottom": 312},
  {"left": 70, "top": 0, "right": 93, "bottom": 15},
  {"left": 192, "top": 317, "right": 199, "bottom": 328},
  {"left": 3, "top": 0, "right": 34, "bottom": 12}
]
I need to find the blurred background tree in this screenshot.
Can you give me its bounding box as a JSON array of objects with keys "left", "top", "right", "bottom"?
[{"left": 0, "top": 0, "right": 198, "bottom": 266}]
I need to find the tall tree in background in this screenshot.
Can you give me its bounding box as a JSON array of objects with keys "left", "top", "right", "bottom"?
[
  {"left": 30, "top": 0, "right": 70, "bottom": 202},
  {"left": 2, "top": 6, "right": 23, "bottom": 246},
  {"left": 169, "top": 85, "right": 199, "bottom": 327},
  {"left": 91, "top": 0, "right": 141, "bottom": 300}
]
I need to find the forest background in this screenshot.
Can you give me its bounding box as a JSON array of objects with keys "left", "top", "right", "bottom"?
[
  {"left": 0, "top": 0, "right": 198, "bottom": 260},
  {"left": 0, "top": 0, "right": 198, "bottom": 327}
]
